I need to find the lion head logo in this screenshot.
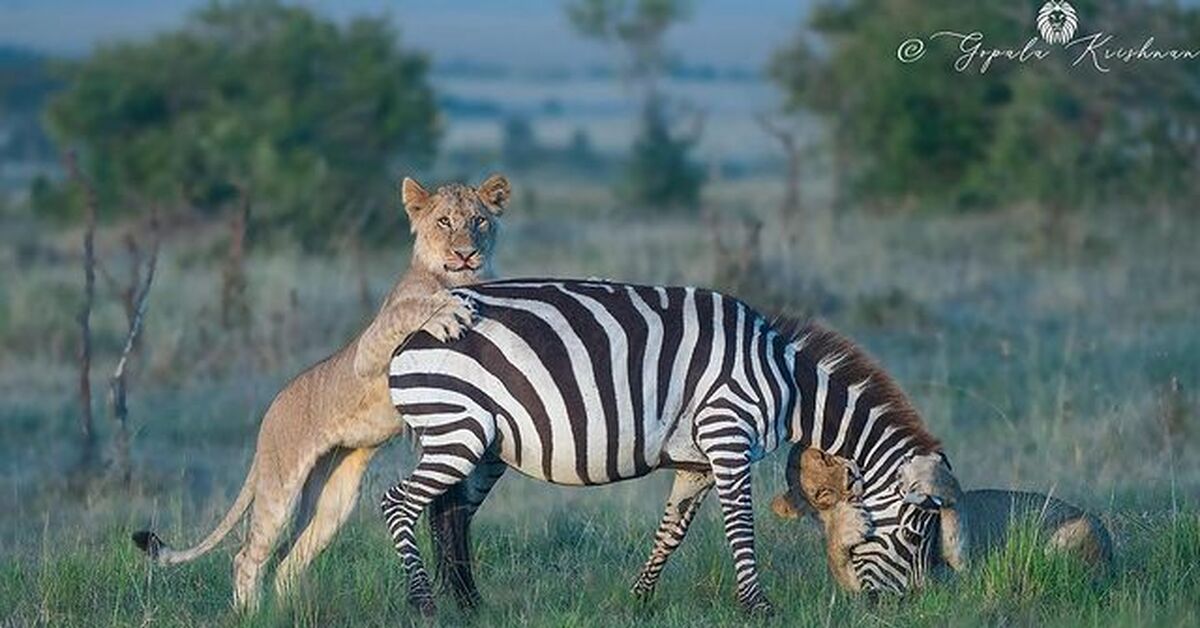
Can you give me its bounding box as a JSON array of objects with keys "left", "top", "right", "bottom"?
[{"left": 1037, "top": 0, "right": 1079, "bottom": 45}]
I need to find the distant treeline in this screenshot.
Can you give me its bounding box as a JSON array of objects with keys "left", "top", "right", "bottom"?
[{"left": 5, "top": 0, "right": 1199, "bottom": 252}]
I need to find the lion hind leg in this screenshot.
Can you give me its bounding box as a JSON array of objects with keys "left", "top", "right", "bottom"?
[
  {"left": 232, "top": 451, "right": 313, "bottom": 612},
  {"left": 274, "top": 447, "right": 377, "bottom": 600},
  {"left": 1047, "top": 516, "right": 1113, "bottom": 569}
]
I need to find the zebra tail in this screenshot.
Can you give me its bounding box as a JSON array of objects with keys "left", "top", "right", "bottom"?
[{"left": 132, "top": 457, "right": 257, "bottom": 566}]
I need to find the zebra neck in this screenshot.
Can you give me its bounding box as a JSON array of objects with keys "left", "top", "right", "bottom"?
[
  {"left": 779, "top": 343, "right": 930, "bottom": 500},
  {"left": 779, "top": 342, "right": 882, "bottom": 458}
]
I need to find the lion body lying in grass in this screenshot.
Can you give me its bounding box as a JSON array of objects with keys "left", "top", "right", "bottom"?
[
  {"left": 772, "top": 448, "right": 1112, "bottom": 592},
  {"left": 133, "top": 175, "right": 511, "bottom": 611}
]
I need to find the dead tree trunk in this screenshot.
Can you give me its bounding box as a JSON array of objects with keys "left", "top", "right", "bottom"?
[
  {"left": 65, "top": 151, "right": 98, "bottom": 471},
  {"left": 109, "top": 208, "right": 160, "bottom": 486},
  {"left": 755, "top": 113, "right": 802, "bottom": 223}
]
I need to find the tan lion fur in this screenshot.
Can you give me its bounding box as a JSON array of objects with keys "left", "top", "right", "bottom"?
[
  {"left": 771, "top": 449, "right": 871, "bottom": 592},
  {"left": 133, "top": 174, "right": 512, "bottom": 611},
  {"left": 773, "top": 448, "right": 1113, "bottom": 594}
]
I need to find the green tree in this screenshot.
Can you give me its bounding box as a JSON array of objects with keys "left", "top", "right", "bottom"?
[
  {"left": 566, "top": 0, "right": 692, "bottom": 100},
  {"left": 772, "top": 0, "right": 1200, "bottom": 212},
  {"left": 620, "top": 99, "right": 703, "bottom": 208},
  {"left": 46, "top": 0, "right": 439, "bottom": 248},
  {"left": 501, "top": 115, "right": 539, "bottom": 171},
  {"left": 566, "top": 0, "right": 704, "bottom": 209}
]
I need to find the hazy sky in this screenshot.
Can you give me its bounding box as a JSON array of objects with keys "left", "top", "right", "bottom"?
[{"left": 0, "top": 0, "right": 808, "bottom": 69}]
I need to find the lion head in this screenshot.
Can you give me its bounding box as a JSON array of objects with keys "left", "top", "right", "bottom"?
[
  {"left": 402, "top": 174, "right": 511, "bottom": 287},
  {"left": 771, "top": 448, "right": 864, "bottom": 519}
]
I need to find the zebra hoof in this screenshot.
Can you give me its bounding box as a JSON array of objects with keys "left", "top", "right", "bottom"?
[
  {"left": 743, "top": 597, "right": 775, "bottom": 617},
  {"left": 409, "top": 595, "right": 437, "bottom": 618},
  {"left": 631, "top": 588, "right": 656, "bottom": 606}
]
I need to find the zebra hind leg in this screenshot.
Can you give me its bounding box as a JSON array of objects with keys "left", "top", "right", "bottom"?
[
  {"left": 631, "top": 469, "right": 714, "bottom": 598},
  {"left": 429, "top": 448, "right": 507, "bottom": 611},
  {"left": 380, "top": 444, "right": 485, "bottom": 617}
]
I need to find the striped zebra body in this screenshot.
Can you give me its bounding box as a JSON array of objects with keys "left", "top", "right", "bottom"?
[{"left": 384, "top": 279, "right": 944, "bottom": 612}]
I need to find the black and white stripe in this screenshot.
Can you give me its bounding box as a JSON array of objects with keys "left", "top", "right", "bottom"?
[{"left": 383, "top": 279, "right": 944, "bottom": 611}]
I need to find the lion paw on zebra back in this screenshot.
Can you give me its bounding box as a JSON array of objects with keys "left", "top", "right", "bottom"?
[{"left": 419, "top": 292, "right": 477, "bottom": 342}]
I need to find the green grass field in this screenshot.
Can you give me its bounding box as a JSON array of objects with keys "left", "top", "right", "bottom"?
[{"left": 2, "top": 179, "right": 1198, "bottom": 626}]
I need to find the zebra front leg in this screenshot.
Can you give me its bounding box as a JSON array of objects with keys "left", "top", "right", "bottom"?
[
  {"left": 380, "top": 440, "right": 488, "bottom": 617},
  {"left": 632, "top": 469, "right": 713, "bottom": 597},
  {"left": 698, "top": 424, "right": 774, "bottom": 615}
]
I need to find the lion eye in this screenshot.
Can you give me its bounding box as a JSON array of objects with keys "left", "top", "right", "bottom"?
[
  {"left": 437, "top": 217, "right": 451, "bottom": 229},
  {"left": 474, "top": 216, "right": 487, "bottom": 229}
]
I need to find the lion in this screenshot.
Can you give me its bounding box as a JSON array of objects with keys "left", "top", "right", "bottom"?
[
  {"left": 772, "top": 448, "right": 1112, "bottom": 593},
  {"left": 770, "top": 449, "right": 872, "bottom": 591},
  {"left": 132, "top": 174, "right": 511, "bottom": 611}
]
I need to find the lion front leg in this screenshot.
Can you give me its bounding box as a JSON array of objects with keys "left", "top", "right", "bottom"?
[
  {"left": 353, "top": 292, "right": 476, "bottom": 378},
  {"left": 823, "top": 501, "right": 872, "bottom": 592}
]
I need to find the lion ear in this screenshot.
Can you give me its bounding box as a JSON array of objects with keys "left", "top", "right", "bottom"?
[
  {"left": 771, "top": 490, "right": 814, "bottom": 520},
  {"left": 401, "top": 177, "right": 431, "bottom": 220},
  {"left": 813, "top": 488, "right": 838, "bottom": 510},
  {"left": 770, "top": 493, "right": 801, "bottom": 520},
  {"left": 477, "top": 174, "right": 511, "bottom": 214}
]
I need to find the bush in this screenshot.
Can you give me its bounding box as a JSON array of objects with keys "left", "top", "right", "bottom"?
[
  {"left": 44, "top": 0, "right": 440, "bottom": 248},
  {"left": 772, "top": 0, "right": 1200, "bottom": 212},
  {"left": 619, "top": 99, "right": 704, "bottom": 210}
]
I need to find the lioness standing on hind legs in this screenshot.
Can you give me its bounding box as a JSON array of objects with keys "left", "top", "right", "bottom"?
[{"left": 133, "top": 174, "right": 511, "bottom": 611}]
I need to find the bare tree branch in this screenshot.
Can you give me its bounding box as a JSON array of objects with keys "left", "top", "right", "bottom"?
[
  {"left": 109, "top": 206, "right": 161, "bottom": 485},
  {"left": 221, "top": 187, "right": 250, "bottom": 331},
  {"left": 755, "top": 112, "right": 803, "bottom": 221},
  {"left": 64, "top": 150, "right": 98, "bottom": 471}
]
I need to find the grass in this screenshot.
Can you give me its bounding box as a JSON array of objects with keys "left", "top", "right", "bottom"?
[
  {"left": 3, "top": 504, "right": 1198, "bottom": 626},
  {"left": 1, "top": 176, "right": 1198, "bottom": 625}
]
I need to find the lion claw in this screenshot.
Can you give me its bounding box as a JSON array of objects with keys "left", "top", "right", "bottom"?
[{"left": 421, "top": 294, "right": 476, "bottom": 342}]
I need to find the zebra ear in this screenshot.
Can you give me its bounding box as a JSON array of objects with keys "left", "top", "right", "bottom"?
[{"left": 898, "top": 452, "right": 961, "bottom": 510}]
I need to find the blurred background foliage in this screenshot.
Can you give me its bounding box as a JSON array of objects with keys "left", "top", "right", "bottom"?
[
  {"left": 4, "top": 0, "right": 1197, "bottom": 245},
  {"left": 772, "top": 0, "right": 1200, "bottom": 211},
  {"left": 35, "top": 0, "right": 439, "bottom": 248}
]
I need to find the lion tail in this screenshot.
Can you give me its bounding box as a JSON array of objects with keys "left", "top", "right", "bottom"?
[{"left": 132, "top": 457, "right": 257, "bottom": 566}]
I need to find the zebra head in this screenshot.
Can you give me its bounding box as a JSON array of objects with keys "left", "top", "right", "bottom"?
[
  {"left": 778, "top": 446, "right": 958, "bottom": 594},
  {"left": 852, "top": 452, "right": 956, "bottom": 593}
]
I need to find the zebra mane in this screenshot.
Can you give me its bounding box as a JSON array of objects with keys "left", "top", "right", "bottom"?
[{"left": 772, "top": 317, "right": 942, "bottom": 455}]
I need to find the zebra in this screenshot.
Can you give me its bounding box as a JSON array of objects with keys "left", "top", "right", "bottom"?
[{"left": 383, "top": 279, "right": 948, "bottom": 614}]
